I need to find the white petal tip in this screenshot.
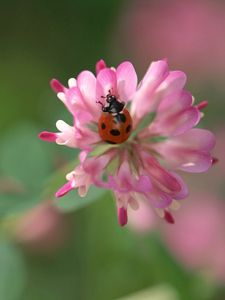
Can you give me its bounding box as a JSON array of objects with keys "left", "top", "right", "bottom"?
[
  {"left": 57, "top": 92, "right": 66, "bottom": 102},
  {"left": 68, "top": 78, "right": 77, "bottom": 88},
  {"left": 181, "top": 162, "right": 196, "bottom": 167}
]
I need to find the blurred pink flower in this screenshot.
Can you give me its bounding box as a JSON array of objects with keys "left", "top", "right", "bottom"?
[
  {"left": 162, "top": 193, "right": 225, "bottom": 283},
  {"left": 39, "top": 59, "right": 215, "bottom": 226},
  {"left": 118, "top": 0, "right": 225, "bottom": 85},
  {"left": 181, "top": 128, "right": 223, "bottom": 192},
  {"left": 213, "top": 129, "right": 225, "bottom": 174},
  {"left": 128, "top": 199, "right": 157, "bottom": 233},
  {"left": 16, "top": 202, "right": 67, "bottom": 252}
]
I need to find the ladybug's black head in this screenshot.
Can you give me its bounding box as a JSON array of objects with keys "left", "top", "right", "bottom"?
[
  {"left": 97, "top": 90, "right": 125, "bottom": 114},
  {"left": 102, "top": 106, "right": 108, "bottom": 112},
  {"left": 106, "top": 94, "right": 117, "bottom": 103}
]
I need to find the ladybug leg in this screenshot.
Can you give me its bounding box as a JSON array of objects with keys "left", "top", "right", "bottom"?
[{"left": 96, "top": 100, "right": 104, "bottom": 107}]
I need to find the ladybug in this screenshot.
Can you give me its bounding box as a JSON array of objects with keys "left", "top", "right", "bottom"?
[{"left": 97, "top": 91, "right": 132, "bottom": 144}]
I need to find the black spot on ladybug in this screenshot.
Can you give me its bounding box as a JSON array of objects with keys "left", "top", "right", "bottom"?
[
  {"left": 126, "top": 125, "right": 132, "bottom": 133},
  {"left": 110, "top": 129, "right": 121, "bottom": 136},
  {"left": 101, "top": 123, "right": 106, "bottom": 130},
  {"left": 106, "top": 140, "right": 117, "bottom": 144}
]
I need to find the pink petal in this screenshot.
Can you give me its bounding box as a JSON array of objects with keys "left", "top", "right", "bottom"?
[
  {"left": 114, "top": 161, "right": 135, "bottom": 191},
  {"left": 96, "top": 68, "right": 117, "bottom": 102},
  {"left": 118, "top": 207, "right": 128, "bottom": 226},
  {"left": 196, "top": 100, "right": 208, "bottom": 111},
  {"left": 77, "top": 71, "right": 96, "bottom": 104},
  {"left": 141, "top": 151, "right": 188, "bottom": 201},
  {"left": 108, "top": 164, "right": 130, "bottom": 191},
  {"left": 108, "top": 161, "right": 152, "bottom": 194},
  {"left": 82, "top": 154, "right": 114, "bottom": 188},
  {"left": 76, "top": 132, "right": 101, "bottom": 151},
  {"left": 55, "top": 120, "right": 77, "bottom": 148},
  {"left": 77, "top": 71, "right": 100, "bottom": 120},
  {"left": 150, "top": 91, "right": 200, "bottom": 136},
  {"left": 172, "top": 107, "right": 200, "bottom": 136},
  {"left": 64, "top": 87, "right": 84, "bottom": 115},
  {"left": 50, "top": 79, "right": 66, "bottom": 93},
  {"left": 55, "top": 181, "right": 74, "bottom": 198},
  {"left": 177, "top": 128, "right": 216, "bottom": 151},
  {"left": 131, "top": 60, "right": 169, "bottom": 118},
  {"left": 79, "top": 150, "right": 88, "bottom": 163},
  {"left": 96, "top": 59, "right": 107, "bottom": 74},
  {"left": 142, "top": 60, "right": 169, "bottom": 85},
  {"left": 108, "top": 174, "right": 152, "bottom": 194},
  {"left": 156, "top": 71, "right": 186, "bottom": 99},
  {"left": 135, "top": 175, "right": 152, "bottom": 193},
  {"left": 164, "top": 210, "right": 175, "bottom": 224},
  {"left": 159, "top": 147, "right": 212, "bottom": 173},
  {"left": 148, "top": 189, "right": 173, "bottom": 208},
  {"left": 145, "top": 155, "right": 182, "bottom": 193},
  {"left": 83, "top": 154, "right": 112, "bottom": 174},
  {"left": 168, "top": 172, "right": 189, "bottom": 199},
  {"left": 182, "top": 152, "right": 213, "bottom": 173},
  {"left": 116, "top": 61, "right": 137, "bottom": 102},
  {"left": 153, "top": 129, "right": 215, "bottom": 173},
  {"left": 151, "top": 107, "right": 200, "bottom": 136},
  {"left": 74, "top": 109, "right": 94, "bottom": 126},
  {"left": 39, "top": 131, "right": 57, "bottom": 142},
  {"left": 157, "top": 91, "right": 192, "bottom": 113}
]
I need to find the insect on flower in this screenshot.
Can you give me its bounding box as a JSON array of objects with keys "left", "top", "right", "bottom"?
[
  {"left": 39, "top": 59, "right": 215, "bottom": 226},
  {"left": 97, "top": 90, "right": 132, "bottom": 144}
]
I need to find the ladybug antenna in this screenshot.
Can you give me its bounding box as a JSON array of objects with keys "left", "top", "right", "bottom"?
[{"left": 101, "top": 89, "right": 113, "bottom": 99}]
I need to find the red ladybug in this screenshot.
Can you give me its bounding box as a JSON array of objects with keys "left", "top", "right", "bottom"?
[{"left": 97, "top": 92, "right": 132, "bottom": 144}]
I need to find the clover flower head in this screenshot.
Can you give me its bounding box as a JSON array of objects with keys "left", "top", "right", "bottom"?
[{"left": 39, "top": 59, "right": 215, "bottom": 226}]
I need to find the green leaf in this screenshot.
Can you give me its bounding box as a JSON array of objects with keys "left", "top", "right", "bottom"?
[
  {"left": 0, "top": 241, "right": 26, "bottom": 300},
  {"left": 42, "top": 160, "right": 77, "bottom": 199},
  {"left": 116, "top": 285, "right": 179, "bottom": 300},
  {"left": 0, "top": 123, "right": 53, "bottom": 191},
  {"left": 0, "top": 123, "right": 56, "bottom": 217},
  {"left": 129, "top": 112, "right": 156, "bottom": 139},
  {"left": 0, "top": 194, "right": 40, "bottom": 218},
  {"left": 0, "top": 122, "right": 107, "bottom": 216},
  {"left": 54, "top": 185, "right": 107, "bottom": 212}
]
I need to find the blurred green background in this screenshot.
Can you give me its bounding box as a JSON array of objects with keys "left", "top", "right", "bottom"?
[{"left": 1, "top": 0, "right": 225, "bottom": 299}]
